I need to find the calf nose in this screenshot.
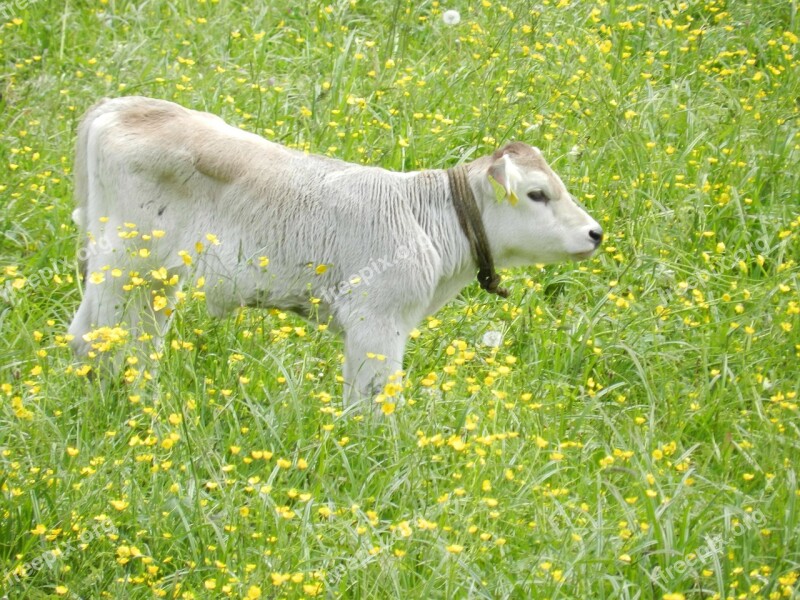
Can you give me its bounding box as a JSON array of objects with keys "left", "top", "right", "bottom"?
[{"left": 589, "top": 228, "right": 604, "bottom": 245}]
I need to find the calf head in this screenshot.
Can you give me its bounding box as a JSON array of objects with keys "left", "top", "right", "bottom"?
[{"left": 477, "top": 142, "right": 603, "bottom": 266}]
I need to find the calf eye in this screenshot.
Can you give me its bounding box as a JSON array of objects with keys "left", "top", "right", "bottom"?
[{"left": 527, "top": 190, "right": 548, "bottom": 202}]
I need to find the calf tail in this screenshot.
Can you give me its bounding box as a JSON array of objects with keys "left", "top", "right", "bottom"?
[{"left": 73, "top": 98, "right": 113, "bottom": 278}]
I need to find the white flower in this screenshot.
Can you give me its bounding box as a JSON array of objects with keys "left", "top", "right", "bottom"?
[
  {"left": 442, "top": 9, "right": 461, "bottom": 26},
  {"left": 482, "top": 330, "right": 503, "bottom": 348}
]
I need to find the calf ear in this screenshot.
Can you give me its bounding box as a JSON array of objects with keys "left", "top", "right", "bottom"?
[{"left": 487, "top": 154, "right": 519, "bottom": 206}]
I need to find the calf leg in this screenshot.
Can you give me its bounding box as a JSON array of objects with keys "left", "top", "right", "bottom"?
[
  {"left": 70, "top": 280, "right": 130, "bottom": 375},
  {"left": 342, "top": 318, "right": 409, "bottom": 410},
  {"left": 69, "top": 249, "right": 181, "bottom": 374}
]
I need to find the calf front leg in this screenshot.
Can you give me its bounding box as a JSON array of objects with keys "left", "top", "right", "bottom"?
[{"left": 342, "top": 319, "right": 408, "bottom": 410}]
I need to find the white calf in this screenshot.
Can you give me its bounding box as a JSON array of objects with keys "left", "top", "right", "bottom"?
[{"left": 68, "top": 97, "right": 603, "bottom": 405}]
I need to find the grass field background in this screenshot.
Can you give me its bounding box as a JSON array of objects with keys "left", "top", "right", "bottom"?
[{"left": 1, "top": 0, "right": 799, "bottom": 598}]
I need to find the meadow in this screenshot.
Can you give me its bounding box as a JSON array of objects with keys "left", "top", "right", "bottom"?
[{"left": 1, "top": 0, "right": 799, "bottom": 598}]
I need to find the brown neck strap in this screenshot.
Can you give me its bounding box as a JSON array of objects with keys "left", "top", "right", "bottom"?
[{"left": 446, "top": 165, "right": 509, "bottom": 298}]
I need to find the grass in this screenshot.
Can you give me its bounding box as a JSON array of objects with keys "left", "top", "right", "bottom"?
[{"left": 1, "top": 0, "right": 799, "bottom": 598}]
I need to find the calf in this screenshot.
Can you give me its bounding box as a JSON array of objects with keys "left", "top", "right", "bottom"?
[{"left": 68, "top": 97, "right": 603, "bottom": 405}]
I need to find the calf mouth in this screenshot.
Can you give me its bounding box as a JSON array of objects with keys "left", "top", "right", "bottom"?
[{"left": 570, "top": 248, "right": 599, "bottom": 260}]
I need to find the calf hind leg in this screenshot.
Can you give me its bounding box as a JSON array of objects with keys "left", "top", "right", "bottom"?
[{"left": 69, "top": 260, "right": 182, "bottom": 375}]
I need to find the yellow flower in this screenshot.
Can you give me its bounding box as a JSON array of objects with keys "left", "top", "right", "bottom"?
[
  {"left": 396, "top": 520, "right": 412, "bottom": 537},
  {"left": 779, "top": 572, "right": 798, "bottom": 586},
  {"left": 420, "top": 372, "right": 437, "bottom": 386},
  {"left": 178, "top": 250, "right": 192, "bottom": 265},
  {"left": 448, "top": 436, "right": 466, "bottom": 451},
  {"left": 12, "top": 396, "right": 34, "bottom": 420},
  {"left": 303, "top": 583, "right": 323, "bottom": 596},
  {"left": 152, "top": 295, "right": 168, "bottom": 312},
  {"left": 275, "top": 506, "right": 297, "bottom": 521},
  {"left": 383, "top": 382, "right": 403, "bottom": 397},
  {"left": 110, "top": 499, "right": 129, "bottom": 511},
  {"left": 445, "top": 544, "right": 463, "bottom": 553},
  {"left": 599, "top": 455, "right": 615, "bottom": 468},
  {"left": 246, "top": 585, "right": 262, "bottom": 598},
  {"left": 381, "top": 402, "right": 396, "bottom": 415},
  {"left": 31, "top": 523, "right": 47, "bottom": 535}
]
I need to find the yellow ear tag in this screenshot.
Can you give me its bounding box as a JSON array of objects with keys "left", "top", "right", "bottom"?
[
  {"left": 508, "top": 190, "right": 519, "bottom": 206},
  {"left": 488, "top": 175, "right": 507, "bottom": 203}
]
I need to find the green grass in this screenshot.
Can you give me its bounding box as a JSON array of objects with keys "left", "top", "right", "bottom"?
[{"left": 1, "top": 0, "right": 799, "bottom": 598}]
